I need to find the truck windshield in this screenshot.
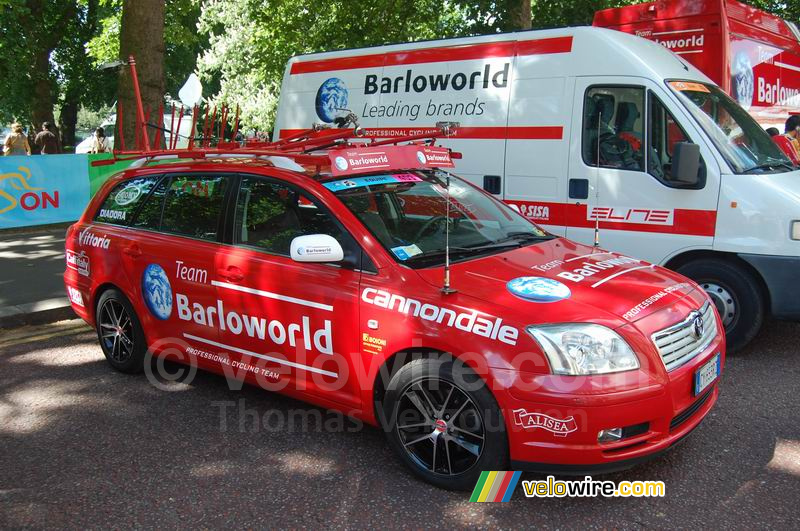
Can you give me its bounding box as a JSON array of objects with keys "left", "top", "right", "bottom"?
[
  {"left": 327, "top": 171, "right": 553, "bottom": 268},
  {"left": 668, "top": 81, "right": 793, "bottom": 174}
]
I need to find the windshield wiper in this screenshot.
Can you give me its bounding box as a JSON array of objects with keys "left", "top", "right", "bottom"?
[
  {"left": 744, "top": 160, "right": 795, "bottom": 174},
  {"left": 405, "top": 241, "right": 522, "bottom": 266},
  {"left": 496, "top": 231, "right": 555, "bottom": 244}
]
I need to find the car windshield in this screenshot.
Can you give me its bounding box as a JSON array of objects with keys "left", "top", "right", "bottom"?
[
  {"left": 328, "top": 171, "right": 553, "bottom": 268},
  {"left": 667, "top": 81, "right": 793, "bottom": 174}
]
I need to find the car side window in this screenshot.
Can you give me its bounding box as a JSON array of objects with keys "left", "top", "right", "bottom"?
[
  {"left": 130, "top": 177, "right": 169, "bottom": 230},
  {"left": 161, "top": 174, "right": 228, "bottom": 241},
  {"left": 648, "top": 93, "right": 695, "bottom": 183},
  {"left": 94, "top": 176, "right": 161, "bottom": 226},
  {"left": 583, "top": 86, "right": 645, "bottom": 171},
  {"left": 234, "top": 176, "right": 350, "bottom": 258}
]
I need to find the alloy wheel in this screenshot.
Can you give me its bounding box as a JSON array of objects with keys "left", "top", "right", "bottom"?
[
  {"left": 395, "top": 378, "right": 485, "bottom": 476},
  {"left": 99, "top": 299, "right": 135, "bottom": 363}
]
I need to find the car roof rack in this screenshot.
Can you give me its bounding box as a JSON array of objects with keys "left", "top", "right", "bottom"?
[{"left": 94, "top": 56, "right": 460, "bottom": 173}]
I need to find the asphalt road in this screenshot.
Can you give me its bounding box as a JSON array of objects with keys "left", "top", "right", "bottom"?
[{"left": 1, "top": 318, "right": 798, "bottom": 529}]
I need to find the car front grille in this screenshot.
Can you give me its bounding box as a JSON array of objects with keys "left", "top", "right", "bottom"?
[{"left": 651, "top": 302, "right": 716, "bottom": 372}]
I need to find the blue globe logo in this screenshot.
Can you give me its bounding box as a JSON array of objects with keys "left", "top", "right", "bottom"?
[
  {"left": 732, "top": 52, "right": 753, "bottom": 110},
  {"left": 142, "top": 263, "right": 173, "bottom": 320},
  {"left": 315, "top": 78, "right": 348, "bottom": 123},
  {"left": 507, "top": 276, "right": 571, "bottom": 303}
]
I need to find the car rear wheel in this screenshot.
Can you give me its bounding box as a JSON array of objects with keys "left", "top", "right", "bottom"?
[
  {"left": 381, "top": 357, "right": 508, "bottom": 491},
  {"left": 677, "top": 258, "right": 765, "bottom": 353},
  {"left": 96, "top": 288, "right": 147, "bottom": 373}
]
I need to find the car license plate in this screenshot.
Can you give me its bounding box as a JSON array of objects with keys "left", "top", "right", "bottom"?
[{"left": 694, "top": 353, "right": 720, "bottom": 396}]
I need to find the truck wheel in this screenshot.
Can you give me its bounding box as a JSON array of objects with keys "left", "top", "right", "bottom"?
[
  {"left": 96, "top": 288, "right": 147, "bottom": 373},
  {"left": 381, "top": 357, "right": 508, "bottom": 491},
  {"left": 677, "top": 259, "right": 764, "bottom": 353}
]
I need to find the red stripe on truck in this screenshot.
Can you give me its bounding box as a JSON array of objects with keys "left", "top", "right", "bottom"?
[
  {"left": 506, "top": 200, "right": 717, "bottom": 237},
  {"left": 289, "top": 36, "right": 573, "bottom": 74},
  {"left": 278, "top": 126, "right": 563, "bottom": 140}
]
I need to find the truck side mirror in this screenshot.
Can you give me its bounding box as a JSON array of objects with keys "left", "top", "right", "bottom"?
[
  {"left": 671, "top": 142, "right": 701, "bottom": 186},
  {"left": 290, "top": 234, "right": 344, "bottom": 263}
]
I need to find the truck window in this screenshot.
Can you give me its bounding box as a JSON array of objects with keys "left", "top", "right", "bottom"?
[
  {"left": 647, "top": 93, "right": 694, "bottom": 183},
  {"left": 582, "top": 86, "right": 645, "bottom": 172}
]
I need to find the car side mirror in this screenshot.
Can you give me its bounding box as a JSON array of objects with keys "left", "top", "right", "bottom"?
[
  {"left": 671, "top": 142, "right": 701, "bottom": 186},
  {"left": 290, "top": 234, "right": 344, "bottom": 263}
]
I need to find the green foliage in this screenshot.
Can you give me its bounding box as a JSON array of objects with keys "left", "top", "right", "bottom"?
[
  {"left": 87, "top": 0, "right": 207, "bottom": 97},
  {"left": 196, "top": 0, "right": 473, "bottom": 131}
]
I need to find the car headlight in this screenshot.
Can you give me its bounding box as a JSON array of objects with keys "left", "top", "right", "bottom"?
[{"left": 527, "top": 324, "right": 639, "bottom": 375}]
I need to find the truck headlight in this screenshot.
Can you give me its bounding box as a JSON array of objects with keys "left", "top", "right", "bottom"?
[
  {"left": 527, "top": 324, "right": 639, "bottom": 375},
  {"left": 792, "top": 221, "right": 800, "bottom": 241}
]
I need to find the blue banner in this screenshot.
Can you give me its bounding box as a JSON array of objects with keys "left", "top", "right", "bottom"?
[{"left": 0, "top": 154, "right": 90, "bottom": 229}]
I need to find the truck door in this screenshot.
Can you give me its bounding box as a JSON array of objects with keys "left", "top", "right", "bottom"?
[{"left": 565, "top": 77, "right": 718, "bottom": 264}]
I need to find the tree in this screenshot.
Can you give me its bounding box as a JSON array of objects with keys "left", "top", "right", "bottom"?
[
  {"left": 117, "top": 0, "right": 165, "bottom": 149},
  {"left": 197, "top": 0, "right": 472, "bottom": 131}
]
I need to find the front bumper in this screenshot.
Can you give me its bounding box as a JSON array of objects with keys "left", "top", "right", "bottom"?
[
  {"left": 494, "top": 338, "right": 724, "bottom": 474},
  {"left": 739, "top": 253, "right": 800, "bottom": 320}
]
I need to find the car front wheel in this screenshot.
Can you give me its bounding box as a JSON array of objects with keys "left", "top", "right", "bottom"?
[{"left": 381, "top": 357, "right": 508, "bottom": 491}]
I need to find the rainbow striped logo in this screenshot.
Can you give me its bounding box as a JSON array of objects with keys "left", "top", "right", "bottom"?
[{"left": 469, "top": 471, "right": 522, "bottom": 502}]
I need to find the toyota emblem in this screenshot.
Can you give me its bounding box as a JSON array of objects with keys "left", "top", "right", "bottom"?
[{"left": 691, "top": 312, "right": 704, "bottom": 340}]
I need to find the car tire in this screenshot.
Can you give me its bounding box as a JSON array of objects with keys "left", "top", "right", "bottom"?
[
  {"left": 95, "top": 288, "right": 147, "bottom": 373},
  {"left": 381, "top": 357, "right": 508, "bottom": 491},
  {"left": 677, "top": 258, "right": 765, "bottom": 353}
]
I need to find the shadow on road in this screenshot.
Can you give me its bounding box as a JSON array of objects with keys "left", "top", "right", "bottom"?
[{"left": 0, "top": 320, "right": 798, "bottom": 528}]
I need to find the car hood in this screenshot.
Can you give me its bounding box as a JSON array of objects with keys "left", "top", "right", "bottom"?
[{"left": 413, "top": 237, "right": 701, "bottom": 329}]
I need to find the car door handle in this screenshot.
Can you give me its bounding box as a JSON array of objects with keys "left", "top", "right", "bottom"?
[
  {"left": 218, "top": 266, "right": 244, "bottom": 283},
  {"left": 123, "top": 245, "right": 142, "bottom": 258}
]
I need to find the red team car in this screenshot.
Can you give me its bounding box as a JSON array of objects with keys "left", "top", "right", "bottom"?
[{"left": 64, "top": 131, "right": 724, "bottom": 490}]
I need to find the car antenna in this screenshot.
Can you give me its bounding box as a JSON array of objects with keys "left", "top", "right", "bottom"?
[
  {"left": 441, "top": 171, "right": 457, "bottom": 295},
  {"left": 594, "top": 108, "right": 602, "bottom": 249}
]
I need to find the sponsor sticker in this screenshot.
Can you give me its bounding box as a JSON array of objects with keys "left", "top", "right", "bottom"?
[
  {"left": 78, "top": 229, "right": 111, "bottom": 250},
  {"left": 506, "top": 277, "right": 571, "bottom": 303},
  {"left": 114, "top": 185, "right": 142, "bottom": 206},
  {"left": 361, "top": 332, "right": 387, "bottom": 354},
  {"left": 323, "top": 173, "right": 422, "bottom": 192},
  {"left": 390, "top": 244, "right": 423, "bottom": 260},
  {"left": 142, "top": 263, "right": 173, "bottom": 320},
  {"left": 669, "top": 81, "right": 710, "bottom": 93},
  {"left": 67, "top": 285, "right": 84, "bottom": 307},
  {"left": 99, "top": 208, "right": 126, "bottom": 221},
  {"left": 66, "top": 249, "right": 90, "bottom": 277},
  {"left": 512, "top": 409, "right": 578, "bottom": 437}
]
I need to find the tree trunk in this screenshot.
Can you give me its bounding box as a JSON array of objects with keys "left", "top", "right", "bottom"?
[
  {"left": 59, "top": 99, "right": 79, "bottom": 151},
  {"left": 509, "top": 0, "right": 532, "bottom": 30},
  {"left": 30, "top": 48, "right": 56, "bottom": 131},
  {"left": 117, "top": 0, "right": 166, "bottom": 151}
]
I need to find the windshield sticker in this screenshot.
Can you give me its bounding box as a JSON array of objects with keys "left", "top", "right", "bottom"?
[
  {"left": 507, "top": 277, "right": 571, "bottom": 303},
  {"left": 669, "top": 81, "right": 710, "bottom": 93},
  {"left": 390, "top": 244, "right": 423, "bottom": 260},
  {"left": 324, "top": 173, "right": 422, "bottom": 192}
]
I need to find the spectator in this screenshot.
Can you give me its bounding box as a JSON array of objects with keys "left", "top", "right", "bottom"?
[
  {"left": 34, "top": 122, "right": 61, "bottom": 155},
  {"left": 772, "top": 116, "right": 800, "bottom": 165},
  {"left": 766, "top": 127, "right": 780, "bottom": 137},
  {"left": 90, "top": 127, "right": 109, "bottom": 153},
  {"left": 3, "top": 123, "right": 31, "bottom": 156}
]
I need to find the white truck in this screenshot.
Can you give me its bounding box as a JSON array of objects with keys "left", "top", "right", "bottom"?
[{"left": 274, "top": 26, "right": 800, "bottom": 351}]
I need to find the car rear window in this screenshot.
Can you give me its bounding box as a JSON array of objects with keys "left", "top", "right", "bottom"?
[
  {"left": 160, "top": 174, "right": 228, "bottom": 241},
  {"left": 95, "top": 176, "right": 163, "bottom": 225}
]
